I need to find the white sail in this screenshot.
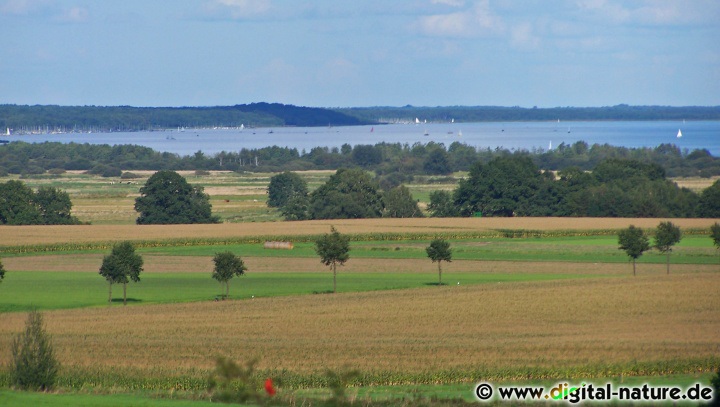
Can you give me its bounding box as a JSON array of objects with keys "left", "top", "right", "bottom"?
[
  {"left": 677, "top": 129, "right": 682, "bottom": 138},
  {"left": 415, "top": 117, "right": 420, "bottom": 124},
  {"left": 5, "top": 128, "right": 9, "bottom": 136}
]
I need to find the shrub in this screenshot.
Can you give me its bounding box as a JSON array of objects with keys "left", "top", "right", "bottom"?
[
  {"left": 10, "top": 310, "right": 60, "bottom": 391},
  {"left": 47, "top": 168, "right": 66, "bottom": 175},
  {"left": 121, "top": 171, "right": 142, "bottom": 179},
  {"left": 88, "top": 164, "right": 122, "bottom": 178}
]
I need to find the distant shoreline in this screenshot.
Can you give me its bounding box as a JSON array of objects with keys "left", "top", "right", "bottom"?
[{"left": 1, "top": 103, "right": 719, "bottom": 135}]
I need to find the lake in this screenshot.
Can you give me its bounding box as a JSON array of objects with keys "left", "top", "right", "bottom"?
[{"left": 4, "top": 121, "right": 719, "bottom": 156}]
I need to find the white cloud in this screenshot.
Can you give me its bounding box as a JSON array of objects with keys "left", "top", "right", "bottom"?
[
  {"left": 0, "top": 0, "right": 53, "bottom": 16},
  {"left": 510, "top": 22, "right": 540, "bottom": 50},
  {"left": 431, "top": 0, "right": 465, "bottom": 7},
  {"left": 56, "top": 6, "right": 88, "bottom": 23},
  {"left": 414, "top": 0, "right": 505, "bottom": 38},
  {"left": 576, "top": 0, "right": 720, "bottom": 26},
  {"left": 204, "top": 0, "right": 272, "bottom": 20}
]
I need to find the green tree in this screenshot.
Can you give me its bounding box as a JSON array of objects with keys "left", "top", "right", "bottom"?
[
  {"left": 135, "top": 170, "right": 220, "bottom": 224},
  {"left": 310, "top": 168, "right": 383, "bottom": 219},
  {"left": 453, "top": 156, "right": 554, "bottom": 217},
  {"left": 280, "top": 194, "right": 310, "bottom": 220},
  {"left": 314, "top": 226, "right": 350, "bottom": 293},
  {"left": 267, "top": 171, "right": 308, "bottom": 208},
  {"left": 382, "top": 185, "right": 423, "bottom": 218},
  {"left": 0, "top": 180, "right": 41, "bottom": 225},
  {"left": 34, "top": 186, "right": 81, "bottom": 225},
  {"left": 423, "top": 148, "right": 452, "bottom": 175},
  {"left": 618, "top": 225, "right": 650, "bottom": 276},
  {"left": 98, "top": 241, "right": 144, "bottom": 305},
  {"left": 426, "top": 239, "right": 452, "bottom": 285},
  {"left": 427, "top": 190, "right": 459, "bottom": 217},
  {"left": 711, "top": 223, "right": 720, "bottom": 268},
  {"left": 212, "top": 251, "right": 247, "bottom": 299},
  {"left": 698, "top": 180, "right": 720, "bottom": 217},
  {"left": 0, "top": 258, "right": 5, "bottom": 283},
  {"left": 654, "top": 221, "right": 682, "bottom": 274},
  {"left": 10, "top": 311, "right": 59, "bottom": 391}
]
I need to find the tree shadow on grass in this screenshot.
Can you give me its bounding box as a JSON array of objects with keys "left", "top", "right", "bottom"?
[
  {"left": 110, "top": 298, "right": 142, "bottom": 304},
  {"left": 423, "top": 282, "right": 448, "bottom": 286},
  {"left": 312, "top": 290, "right": 335, "bottom": 295}
]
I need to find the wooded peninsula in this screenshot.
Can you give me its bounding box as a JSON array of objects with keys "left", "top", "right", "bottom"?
[{"left": 1, "top": 103, "right": 719, "bottom": 133}]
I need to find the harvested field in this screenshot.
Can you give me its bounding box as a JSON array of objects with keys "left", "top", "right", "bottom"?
[
  {"left": 1, "top": 218, "right": 718, "bottom": 247},
  {"left": 0, "top": 273, "right": 717, "bottom": 378}
]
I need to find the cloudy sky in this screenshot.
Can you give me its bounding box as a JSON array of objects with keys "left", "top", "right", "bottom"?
[{"left": 1, "top": 0, "right": 718, "bottom": 107}]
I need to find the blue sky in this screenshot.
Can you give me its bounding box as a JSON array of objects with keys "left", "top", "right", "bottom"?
[{"left": 1, "top": 0, "right": 718, "bottom": 108}]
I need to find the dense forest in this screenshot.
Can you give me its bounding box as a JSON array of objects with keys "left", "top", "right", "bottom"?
[
  {"left": 1, "top": 140, "right": 718, "bottom": 179},
  {"left": 2, "top": 104, "right": 719, "bottom": 134},
  {"left": 0, "top": 103, "right": 372, "bottom": 133}
]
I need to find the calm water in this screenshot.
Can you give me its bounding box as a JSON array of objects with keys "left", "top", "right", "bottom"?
[{"left": 4, "top": 121, "right": 719, "bottom": 156}]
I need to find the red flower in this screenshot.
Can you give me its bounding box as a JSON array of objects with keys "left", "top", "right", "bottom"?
[{"left": 264, "top": 378, "right": 276, "bottom": 396}]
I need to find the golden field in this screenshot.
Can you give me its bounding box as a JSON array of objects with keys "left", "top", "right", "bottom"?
[
  {"left": 1, "top": 272, "right": 718, "bottom": 378},
  {"left": 1, "top": 217, "right": 718, "bottom": 247}
]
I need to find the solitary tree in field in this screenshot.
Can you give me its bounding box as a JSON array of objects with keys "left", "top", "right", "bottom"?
[
  {"left": 711, "top": 222, "right": 720, "bottom": 268},
  {"left": 654, "top": 221, "right": 682, "bottom": 274},
  {"left": 99, "top": 241, "right": 144, "bottom": 305},
  {"left": 212, "top": 251, "right": 247, "bottom": 299},
  {"left": 426, "top": 239, "right": 452, "bottom": 285},
  {"left": 134, "top": 170, "right": 219, "bottom": 224},
  {"left": 0, "top": 258, "right": 5, "bottom": 284},
  {"left": 314, "top": 226, "right": 350, "bottom": 293},
  {"left": 618, "top": 225, "right": 650, "bottom": 276}
]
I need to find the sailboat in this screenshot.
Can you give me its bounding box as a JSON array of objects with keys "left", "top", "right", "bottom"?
[
  {"left": 5, "top": 127, "right": 9, "bottom": 136},
  {"left": 677, "top": 129, "right": 682, "bottom": 138},
  {"left": 415, "top": 118, "right": 420, "bottom": 124},
  {"left": 549, "top": 141, "right": 552, "bottom": 150}
]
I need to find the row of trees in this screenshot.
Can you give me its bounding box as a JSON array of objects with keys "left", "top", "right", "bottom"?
[
  {"left": 91, "top": 228, "right": 453, "bottom": 303},
  {"left": 429, "top": 156, "right": 720, "bottom": 218},
  {"left": 2, "top": 139, "right": 719, "bottom": 178}
]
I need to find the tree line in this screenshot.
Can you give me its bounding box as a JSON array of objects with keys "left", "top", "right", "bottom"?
[
  {"left": 2, "top": 139, "right": 719, "bottom": 179},
  {"left": 429, "top": 156, "right": 720, "bottom": 218},
  {"left": 0, "top": 103, "right": 371, "bottom": 133},
  {"left": 267, "top": 157, "right": 720, "bottom": 220},
  {"left": 338, "top": 104, "right": 720, "bottom": 123},
  {"left": 3, "top": 104, "right": 719, "bottom": 133}
]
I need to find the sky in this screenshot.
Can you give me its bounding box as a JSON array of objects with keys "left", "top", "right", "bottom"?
[{"left": 1, "top": 0, "right": 719, "bottom": 108}]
